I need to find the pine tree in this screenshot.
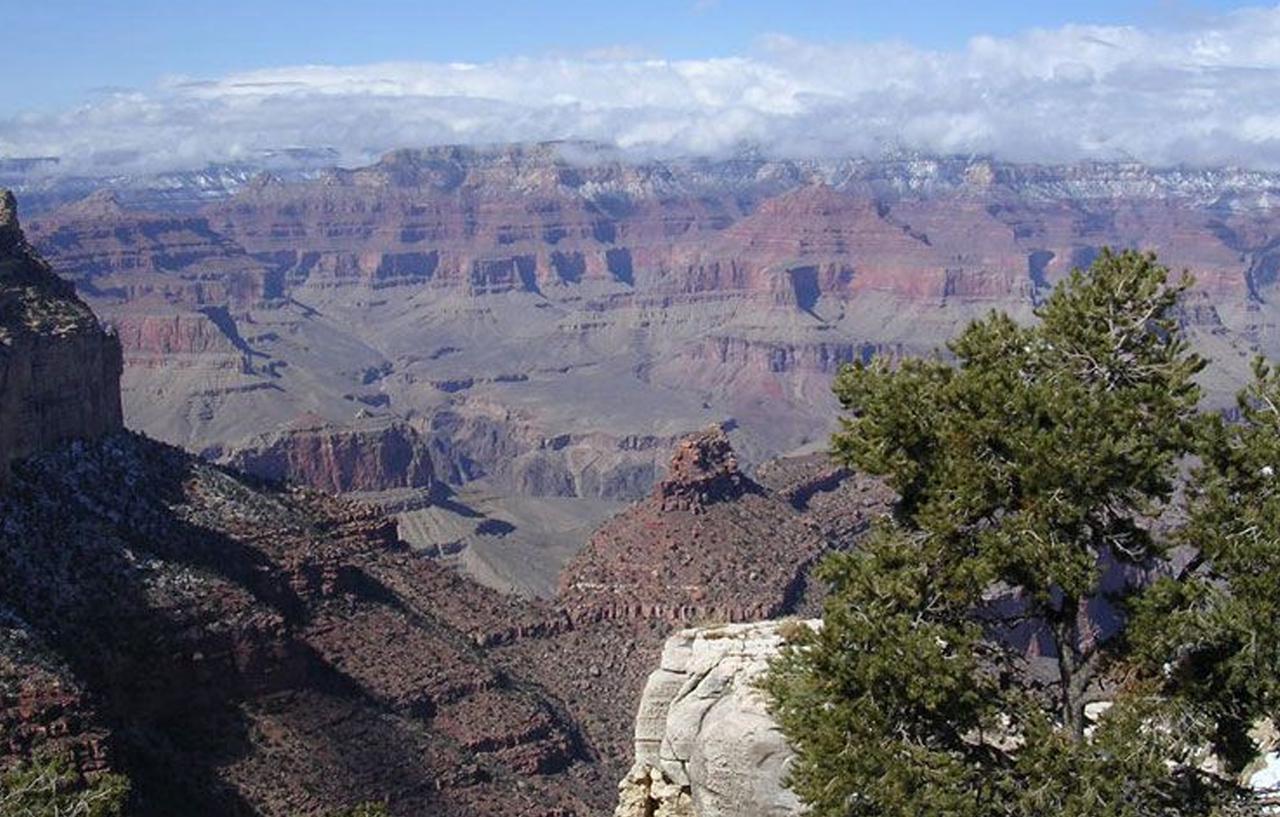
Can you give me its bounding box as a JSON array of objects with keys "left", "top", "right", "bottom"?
[{"left": 764, "top": 250, "right": 1276, "bottom": 816}]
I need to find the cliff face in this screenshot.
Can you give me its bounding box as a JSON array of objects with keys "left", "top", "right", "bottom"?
[
  {"left": 0, "top": 189, "right": 122, "bottom": 488},
  {"left": 223, "top": 414, "right": 437, "bottom": 494},
  {"left": 23, "top": 145, "right": 1280, "bottom": 528},
  {"left": 614, "top": 620, "right": 814, "bottom": 817}
]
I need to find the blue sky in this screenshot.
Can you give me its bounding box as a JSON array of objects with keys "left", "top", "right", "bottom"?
[
  {"left": 5, "top": 1, "right": 1280, "bottom": 173},
  {"left": 5, "top": 0, "right": 1259, "bottom": 113}
]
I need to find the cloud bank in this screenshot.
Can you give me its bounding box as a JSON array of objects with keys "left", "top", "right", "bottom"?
[{"left": 7, "top": 5, "right": 1280, "bottom": 176}]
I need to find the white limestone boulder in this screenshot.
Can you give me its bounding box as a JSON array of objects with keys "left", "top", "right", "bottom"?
[{"left": 616, "top": 619, "right": 816, "bottom": 817}]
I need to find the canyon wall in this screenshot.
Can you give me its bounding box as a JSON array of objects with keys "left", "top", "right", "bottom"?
[
  {"left": 223, "top": 414, "right": 437, "bottom": 494},
  {"left": 0, "top": 189, "right": 122, "bottom": 488},
  {"left": 24, "top": 145, "right": 1280, "bottom": 510}
]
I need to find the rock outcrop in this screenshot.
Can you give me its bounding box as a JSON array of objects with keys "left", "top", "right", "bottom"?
[
  {"left": 655, "top": 426, "right": 747, "bottom": 513},
  {"left": 612, "top": 623, "right": 1280, "bottom": 817},
  {"left": 223, "top": 413, "right": 437, "bottom": 494},
  {"left": 0, "top": 189, "right": 122, "bottom": 488},
  {"left": 558, "top": 427, "right": 887, "bottom": 624},
  {"left": 615, "top": 620, "right": 815, "bottom": 817},
  {"left": 478, "top": 436, "right": 889, "bottom": 783}
]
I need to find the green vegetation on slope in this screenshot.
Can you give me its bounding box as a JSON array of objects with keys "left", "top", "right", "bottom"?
[{"left": 0, "top": 751, "right": 129, "bottom": 817}]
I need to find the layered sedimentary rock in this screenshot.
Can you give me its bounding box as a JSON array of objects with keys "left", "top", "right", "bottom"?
[
  {"left": 24, "top": 143, "right": 1280, "bottom": 601},
  {"left": 223, "top": 413, "right": 436, "bottom": 494},
  {"left": 0, "top": 189, "right": 122, "bottom": 487},
  {"left": 0, "top": 193, "right": 612, "bottom": 815},
  {"left": 615, "top": 620, "right": 813, "bottom": 817},
  {"left": 558, "top": 426, "right": 888, "bottom": 624},
  {"left": 31, "top": 189, "right": 277, "bottom": 306},
  {"left": 425, "top": 402, "right": 674, "bottom": 501},
  {"left": 25, "top": 145, "right": 1280, "bottom": 512}
]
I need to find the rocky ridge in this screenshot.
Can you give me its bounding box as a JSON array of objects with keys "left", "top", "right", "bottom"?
[
  {"left": 558, "top": 426, "right": 889, "bottom": 624},
  {"left": 0, "top": 189, "right": 122, "bottom": 488},
  {"left": 0, "top": 426, "right": 618, "bottom": 816}
]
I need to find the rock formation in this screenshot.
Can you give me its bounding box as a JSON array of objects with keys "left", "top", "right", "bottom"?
[
  {"left": 558, "top": 426, "right": 888, "bottom": 624},
  {"left": 223, "top": 413, "right": 437, "bottom": 494},
  {"left": 474, "top": 432, "right": 890, "bottom": 784},
  {"left": 655, "top": 426, "right": 746, "bottom": 512},
  {"left": 22, "top": 144, "right": 1280, "bottom": 527},
  {"left": 612, "top": 620, "right": 1280, "bottom": 817},
  {"left": 0, "top": 191, "right": 614, "bottom": 815},
  {"left": 0, "top": 189, "right": 122, "bottom": 487},
  {"left": 16, "top": 145, "right": 1280, "bottom": 595},
  {"left": 614, "top": 620, "right": 815, "bottom": 817},
  {"left": 0, "top": 186, "right": 900, "bottom": 816}
]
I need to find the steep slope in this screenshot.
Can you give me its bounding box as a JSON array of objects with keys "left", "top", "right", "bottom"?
[
  {"left": 1, "top": 435, "right": 609, "bottom": 816},
  {"left": 0, "top": 192, "right": 609, "bottom": 816},
  {"left": 489, "top": 427, "right": 890, "bottom": 779}
]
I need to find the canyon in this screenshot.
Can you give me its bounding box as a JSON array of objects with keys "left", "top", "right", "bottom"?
[
  {"left": 14, "top": 143, "right": 1280, "bottom": 593},
  {"left": 0, "top": 186, "right": 891, "bottom": 814},
  {"left": 12, "top": 154, "right": 1280, "bottom": 813}
]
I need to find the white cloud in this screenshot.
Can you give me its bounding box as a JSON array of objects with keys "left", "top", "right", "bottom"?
[{"left": 6, "top": 6, "right": 1280, "bottom": 176}]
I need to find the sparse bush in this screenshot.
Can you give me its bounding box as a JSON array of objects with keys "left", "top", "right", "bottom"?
[
  {"left": 0, "top": 751, "right": 129, "bottom": 817},
  {"left": 774, "top": 618, "right": 811, "bottom": 644}
]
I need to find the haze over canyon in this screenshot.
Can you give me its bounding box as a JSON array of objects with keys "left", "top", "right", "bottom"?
[{"left": 2, "top": 143, "right": 1277, "bottom": 594}]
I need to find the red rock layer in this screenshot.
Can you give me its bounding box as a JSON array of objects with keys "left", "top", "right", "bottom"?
[
  {"left": 225, "top": 414, "right": 437, "bottom": 494},
  {"left": 557, "top": 427, "right": 889, "bottom": 625}
]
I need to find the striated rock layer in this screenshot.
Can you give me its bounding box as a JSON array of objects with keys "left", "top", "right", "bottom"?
[
  {"left": 222, "top": 413, "right": 437, "bottom": 494},
  {"left": 21, "top": 145, "right": 1280, "bottom": 596},
  {"left": 24, "top": 144, "right": 1280, "bottom": 524},
  {"left": 559, "top": 425, "right": 890, "bottom": 624},
  {"left": 0, "top": 189, "right": 122, "bottom": 487}
]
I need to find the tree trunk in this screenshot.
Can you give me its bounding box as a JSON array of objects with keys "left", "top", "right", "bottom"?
[{"left": 1051, "top": 606, "right": 1088, "bottom": 742}]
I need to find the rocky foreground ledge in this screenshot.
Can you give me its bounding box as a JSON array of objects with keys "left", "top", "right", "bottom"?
[
  {"left": 614, "top": 619, "right": 816, "bottom": 817},
  {"left": 612, "top": 619, "right": 1280, "bottom": 817}
]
